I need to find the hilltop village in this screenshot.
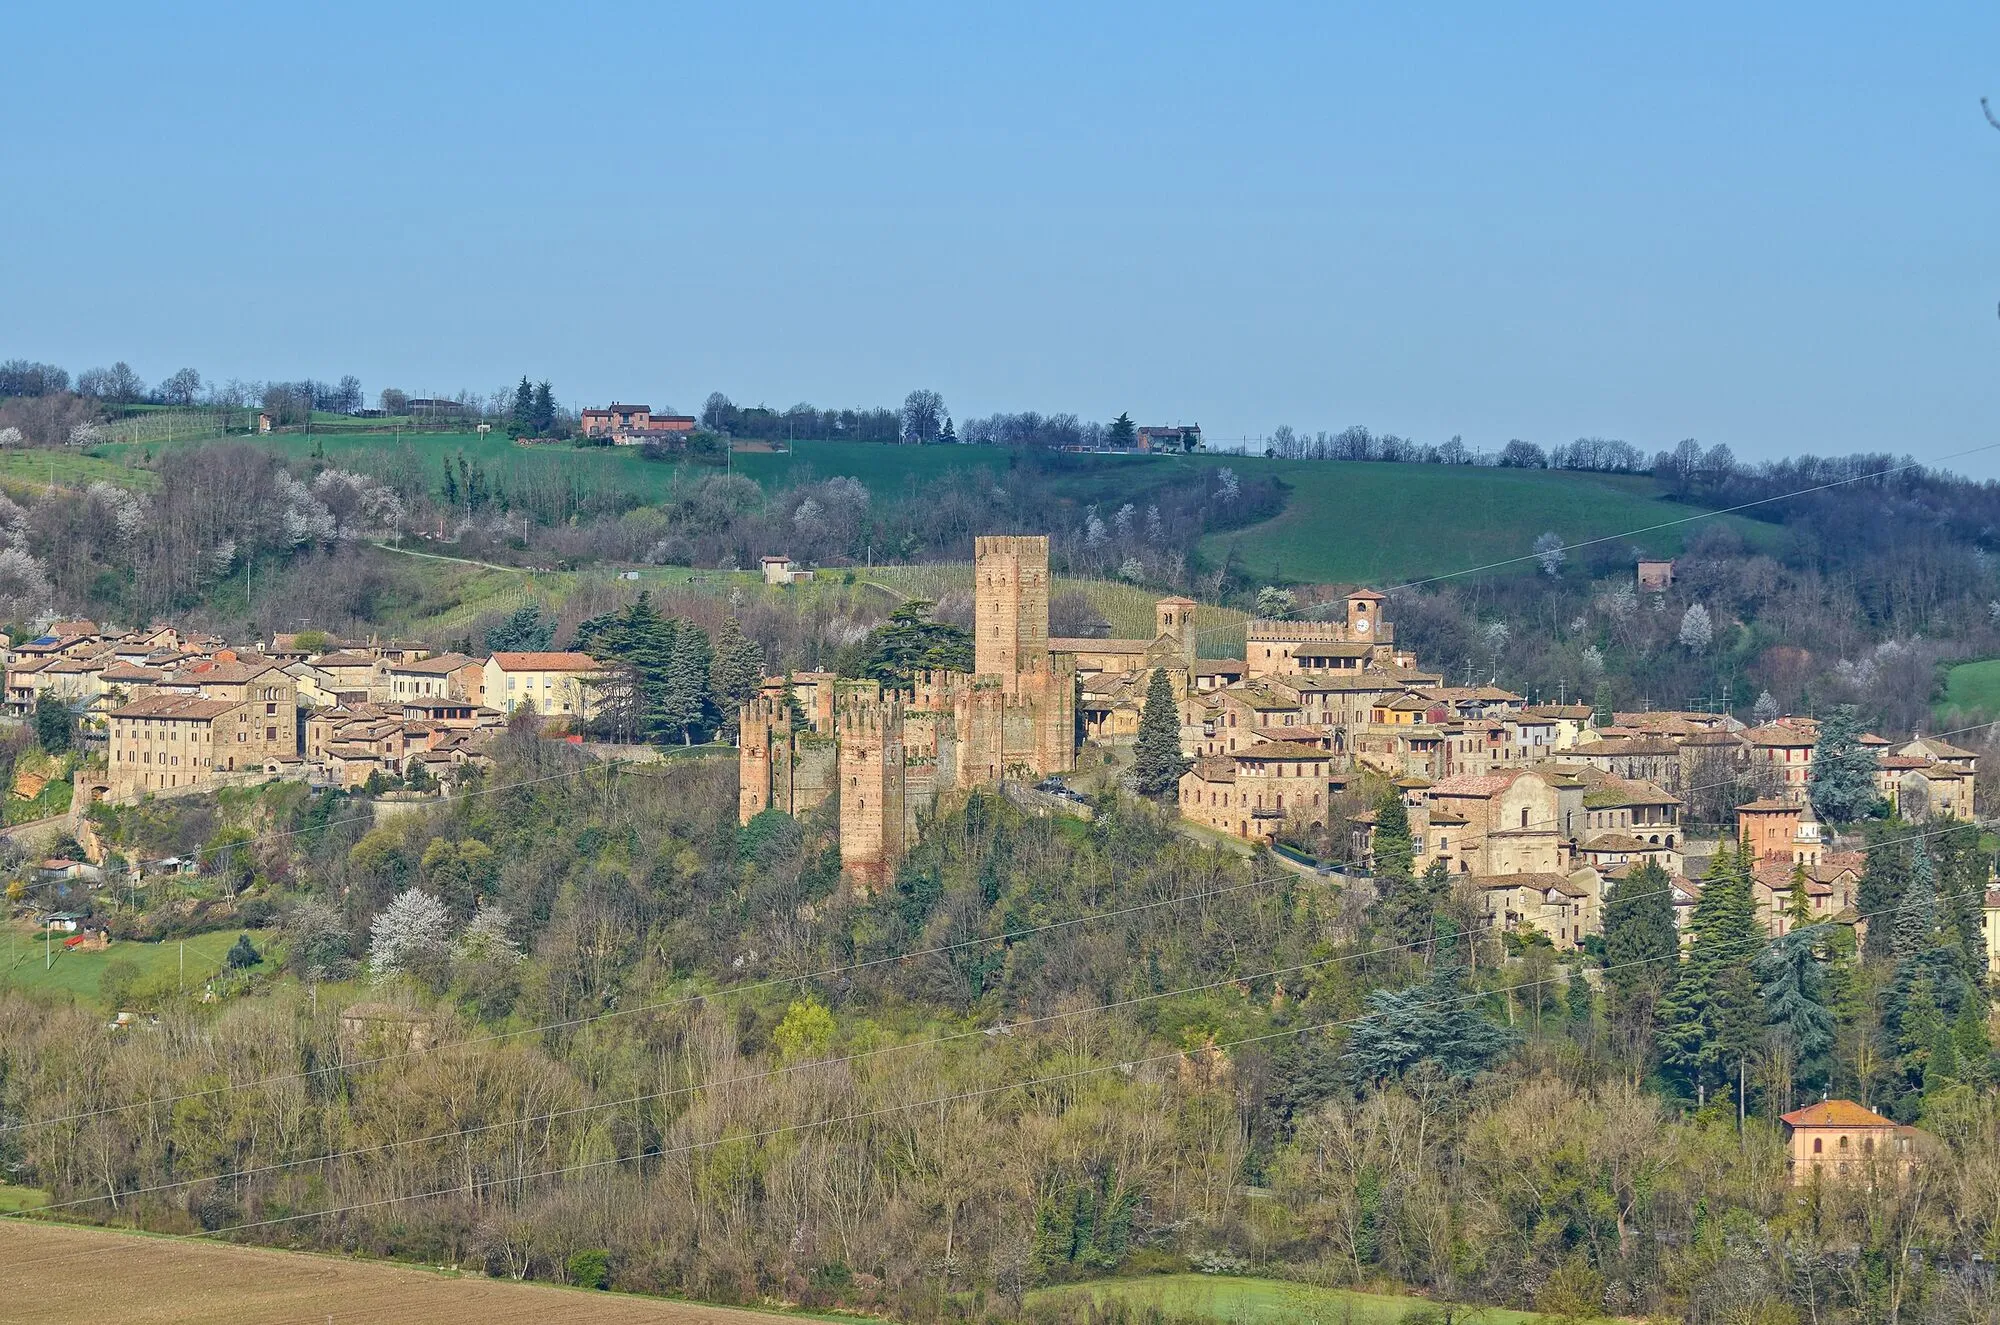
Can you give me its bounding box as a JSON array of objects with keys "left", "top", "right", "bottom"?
[
  {"left": 737, "top": 534, "right": 1988, "bottom": 959},
  {"left": 3, "top": 530, "right": 1984, "bottom": 963}
]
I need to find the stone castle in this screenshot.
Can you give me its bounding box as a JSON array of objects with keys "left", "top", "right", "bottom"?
[{"left": 738, "top": 535, "right": 1078, "bottom": 886}]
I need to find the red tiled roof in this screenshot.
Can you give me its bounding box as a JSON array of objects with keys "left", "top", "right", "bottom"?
[
  {"left": 1781, "top": 1100, "right": 1897, "bottom": 1129},
  {"left": 487, "top": 652, "right": 602, "bottom": 672}
]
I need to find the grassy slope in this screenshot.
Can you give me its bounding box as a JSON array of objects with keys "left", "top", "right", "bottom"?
[
  {"left": 1029, "top": 1275, "right": 1562, "bottom": 1325},
  {"left": 1938, "top": 659, "right": 2000, "bottom": 720},
  {"left": 1197, "top": 459, "right": 1780, "bottom": 585},
  {"left": 90, "top": 431, "right": 1778, "bottom": 590},
  {"left": 0, "top": 925, "right": 273, "bottom": 1005}
]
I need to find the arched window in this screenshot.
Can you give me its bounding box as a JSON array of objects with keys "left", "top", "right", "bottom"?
[
  {"left": 1813, "top": 1137, "right": 1823, "bottom": 1154},
  {"left": 1838, "top": 1135, "right": 1850, "bottom": 1150}
]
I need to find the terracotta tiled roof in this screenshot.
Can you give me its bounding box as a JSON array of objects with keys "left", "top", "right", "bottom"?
[
  {"left": 1237, "top": 741, "right": 1329, "bottom": 760},
  {"left": 487, "top": 652, "right": 602, "bottom": 672},
  {"left": 1781, "top": 1100, "right": 1898, "bottom": 1129},
  {"left": 110, "top": 695, "right": 238, "bottom": 720}
]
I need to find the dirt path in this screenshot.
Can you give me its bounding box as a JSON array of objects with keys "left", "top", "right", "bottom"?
[
  {"left": 368, "top": 540, "right": 537, "bottom": 575},
  {"left": 0, "top": 1220, "right": 808, "bottom": 1325}
]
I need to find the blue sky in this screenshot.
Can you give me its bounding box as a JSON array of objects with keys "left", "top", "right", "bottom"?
[{"left": 6, "top": 3, "right": 1998, "bottom": 469}]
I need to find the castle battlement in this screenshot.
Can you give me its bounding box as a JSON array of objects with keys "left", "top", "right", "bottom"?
[
  {"left": 742, "top": 533, "right": 1075, "bottom": 884},
  {"left": 1246, "top": 618, "right": 1361, "bottom": 641}
]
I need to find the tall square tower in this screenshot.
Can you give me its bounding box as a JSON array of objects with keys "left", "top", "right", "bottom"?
[{"left": 973, "top": 534, "right": 1050, "bottom": 691}]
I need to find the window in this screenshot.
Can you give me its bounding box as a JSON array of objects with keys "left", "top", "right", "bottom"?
[{"left": 1813, "top": 1137, "right": 1823, "bottom": 1154}]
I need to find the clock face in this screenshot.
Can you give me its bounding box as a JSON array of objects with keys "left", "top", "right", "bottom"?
[{"left": 1354, "top": 618, "right": 1370, "bottom": 633}]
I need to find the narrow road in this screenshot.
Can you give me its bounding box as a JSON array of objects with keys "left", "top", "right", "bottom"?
[{"left": 368, "top": 541, "right": 538, "bottom": 574}]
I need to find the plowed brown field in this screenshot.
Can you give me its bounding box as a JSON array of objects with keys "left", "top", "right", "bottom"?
[{"left": 0, "top": 1220, "right": 805, "bottom": 1324}]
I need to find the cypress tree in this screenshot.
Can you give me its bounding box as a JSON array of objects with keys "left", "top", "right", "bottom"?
[
  {"left": 1930, "top": 817, "right": 1991, "bottom": 998},
  {"left": 531, "top": 380, "right": 556, "bottom": 436},
  {"left": 1856, "top": 821, "right": 1913, "bottom": 961},
  {"left": 1370, "top": 857, "right": 1452, "bottom": 956},
  {"left": 1656, "top": 841, "right": 1766, "bottom": 1104},
  {"left": 661, "top": 621, "right": 715, "bottom": 744},
  {"left": 710, "top": 616, "right": 766, "bottom": 737},
  {"left": 1371, "top": 792, "right": 1415, "bottom": 883},
  {"left": 1603, "top": 859, "right": 1679, "bottom": 997},
  {"left": 509, "top": 376, "right": 534, "bottom": 438},
  {"left": 1132, "top": 666, "right": 1190, "bottom": 800},
  {"left": 1807, "top": 704, "right": 1883, "bottom": 824},
  {"left": 1884, "top": 845, "right": 1967, "bottom": 1106}
]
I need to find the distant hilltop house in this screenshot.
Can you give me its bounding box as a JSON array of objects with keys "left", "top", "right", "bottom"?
[
  {"left": 1782, "top": 1100, "right": 1921, "bottom": 1183},
  {"left": 1135, "top": 424, "right": 1202, "bottom": 453},
  {"left": 760, "top": 555, "right": 814, "bottom": 587},
  {"left": 580, "top": 403, "right": 699, "bottom": 444},
  {"left": 1637, "top": 558, "right": 1675, "bottom": 591}
]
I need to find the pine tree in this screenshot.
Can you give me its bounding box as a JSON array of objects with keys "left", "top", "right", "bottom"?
[
  {"left": 1371, "top": 792, "right": 1415, "bottom": 883},
  {"left": 509, "top": 376, "right": 534, "bottom": 438},
  {"left": 1856, "top": 821, "right": 1913, "bottom": 961},
  {"left": 1930, "top": 817, "right": 1991, "bottom": 998},
  {"left": 661, "top": 621, "right": 715, "bottom": 744},
  {"left": 1566, "top": 966, "right": 1596, "bottom": 1034},
  {"left": 1132, "top": 666, "right": 1191, "bottom": 800},
  {"left": 484, "top": 604, "right": 554, "bottom": 653},
  {"left": 1884, "top": 845, "right": 1967, "bottom": 1106},
  {"left": 575, "top": 592, "right": 680, "bottom": 742},
  {"left": 1754, "top": 924, "right": 1835, "bottom": 1109},
  {"left": 530, "top": 381, "right": 556, "bottom": 436},
  {"left": 860, "top": 600, "right": 973, "bottom": 682},
  {"left": 1603, "top": 860, "right": 1678, "bottom": 995},
  {"left": 1370, "top": 857, "right": 1452, "bottom": 955},
  {"left": 1107, "top": 412, "right": 1137, "bottom": 449},
  {"left": 1808, "top": 704, "right": 1883, "bottom": 823},
  {"left": 1656, "top": 841, "right": 1766, "bottom": 1103},
  {"left": 711, "top": 616, "right": 765, "bottom": 737},
  {"left": 1343, "top": 917, "right": 1518, "bottom": 1087}
]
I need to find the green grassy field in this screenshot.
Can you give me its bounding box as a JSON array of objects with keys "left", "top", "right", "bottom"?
[
  {"left": 0, "top": 448, "right": 156, "bottom": 494},
  {"left": 1028, "top": 1275, "right": 1561, "bottom": 1325},
  {"left": 0, "top": 926, "right": 274, "bottom": 1006},
  {"left": 0, "top": 1184, "right": 49, "bottom": 1213},
  {"left": 1938, "top": 659, "right": 2000, "bottom": 721},
  {"left": 87, "top": 429, "right": 1780, "bottom": 589},
  {"left": 1197, "top": 458, "right": 1779, "bottom": 586}
]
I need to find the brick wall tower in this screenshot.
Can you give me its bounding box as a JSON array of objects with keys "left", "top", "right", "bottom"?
[
  {"left": 738, "top": 688, "right": 795, "bottom": 824},
  {"left": 974, "top": 535, "right": 1050, "bottom": 693},
  {"left": 837, "top": 688, "right": 907, "bottom": 890}
]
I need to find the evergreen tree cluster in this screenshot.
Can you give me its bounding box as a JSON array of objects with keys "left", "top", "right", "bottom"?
[{"left": 573, "top": 593, "right": 763, "bottom": 745}]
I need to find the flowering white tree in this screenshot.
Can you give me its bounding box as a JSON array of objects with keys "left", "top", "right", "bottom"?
[
  {"left": 1753, "top": 690, "right": 1780, "bottom": 724},
  {"left": 456, "top": 901, "right": 520, "bottom": 965},
  {"left": 1532, "top": 532, "right": 1566, "bottom": 576},
  {"left": 367, "top": 887, "right": 453, "bottom": 982},
  {"left": 1678, "top": 603, "right": 1714, "bottom": 652}
]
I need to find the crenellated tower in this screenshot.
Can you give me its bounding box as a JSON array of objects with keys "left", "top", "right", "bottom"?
[
  {"left": 974, "top": 535, "right": 1050, "bottom": 693},
  {"left": 835, "top": 685, "right": 907, "bottom": 891}
]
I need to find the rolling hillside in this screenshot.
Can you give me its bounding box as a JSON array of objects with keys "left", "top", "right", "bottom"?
[
  {"left": 87, "top": 429, "right": 1777, "bottom": 589},
  {"left": 1195, "top": 458, "right": 1781, "bottom": 586}
]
